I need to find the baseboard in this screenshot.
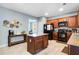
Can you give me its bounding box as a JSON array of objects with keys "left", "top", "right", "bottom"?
[{"left": 0, "top": 44, "right": 8, "bottom": 48}]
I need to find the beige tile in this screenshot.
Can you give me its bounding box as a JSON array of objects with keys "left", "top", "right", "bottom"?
[{"left": 0, "top": 40, "right": 68, "bottom": 55}]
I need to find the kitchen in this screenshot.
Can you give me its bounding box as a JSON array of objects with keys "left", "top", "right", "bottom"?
[
  {"left": 46, "top": 12, "right": 79, "bottom": 55},
  {"left": 27, "top": 7, "right": 79, "bottom": 54},
  {"left": 0, "top": 3, "right": 79, "bottom": 55},
  {"left": 47, "top": 15, "right": 78, "bottom": 42}
]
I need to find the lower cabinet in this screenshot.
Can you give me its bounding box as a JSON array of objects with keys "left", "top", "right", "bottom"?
[
  {"left": 68, "top": 45, "right": 79, "bottom": 55},
  {"left": 27, "top": 35, "right": 48, "bottom": 54},
  {"left": 53, "top": 32, "right": 72, "bottom": 42},
  {"left": 35, "top": 37, "right": 43, "bottom": 53},
  {"left": 53, "top": 32, "right": 58, "bottom": 40},
  {"left": 67, "top": 32, "right": 72, "bottom": 41},
  {"left": 43, "top": 35, "right": 48, "bottom": 48}
]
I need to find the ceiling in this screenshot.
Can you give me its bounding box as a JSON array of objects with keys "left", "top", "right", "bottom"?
[{"left": 0, "top": 3, "right": 79, "bottom": 17}]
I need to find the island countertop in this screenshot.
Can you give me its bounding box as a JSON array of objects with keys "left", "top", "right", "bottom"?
[
  {"left": 27, "top": 33, "right": 48, "bottom": 37},
  {"left": 67, "top": 33, "right": 79, "bottom": 47}
]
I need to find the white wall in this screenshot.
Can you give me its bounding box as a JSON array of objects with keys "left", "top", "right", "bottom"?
[{"left": 0, "top": 7, "right": 37, "bottom": 47}]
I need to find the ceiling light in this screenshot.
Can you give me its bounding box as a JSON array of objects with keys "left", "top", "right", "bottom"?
[
  {"left": 59, "top": 8, "right": 64, "bottom": 12},
  {"left": 44, "top": 13, "right": 48, "bottom": 16}
]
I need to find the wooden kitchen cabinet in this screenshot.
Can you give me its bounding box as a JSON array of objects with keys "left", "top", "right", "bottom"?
[
  {"left": 27, "top": 34, "right": 48, "bottom": 54},
  {"left": 47, "top": 15, "right": 78, "bottom": 28},
  {"left": 53, "top": 32, "right": 58, "bottom": 40},
  {"left": 47, "top": 19, "right": 58, "bottom": 28},
  {"left": 47, "top": 20, "right": 53, "bottom": 24},
  {"left": 67, "top": 33, "right": 79, "bottom": 55},
  {"left": 43, "top": 35, "right": 48, "bottom": 48},
  {"left": 68, "top": 45, "right": 79, "bottom": 55},
  {"left": 35, "top": 37, "right": 43, "bottom": 52},
  {"left": 53, "top": 19, "right": 58, "bottom": 28},
  {"left": 67, "top": 32, "right": 72, "bottom": 41},
  {"left": 58, "top": 18, "right": 66, "bottom": 22},
  {"left": 47, "top": 20, "right": 50, "bottom": 24},
  {"left": 67, "top": 16, "right": 78, "bottom": 28}
]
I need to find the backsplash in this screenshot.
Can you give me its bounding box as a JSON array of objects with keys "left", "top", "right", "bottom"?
[{"left": 54, "top": 27, "right": 78, "bottom": 33}]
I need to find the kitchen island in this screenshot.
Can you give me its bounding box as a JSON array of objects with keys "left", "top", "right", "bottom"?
[
  {"left": 67, "top": 33, "right": 79, "bottom": 55},
  {"left": 27, "top": 34, "right": 48, "bottom": 54}
]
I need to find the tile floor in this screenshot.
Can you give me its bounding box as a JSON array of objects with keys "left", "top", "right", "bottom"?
[{"left": 0, "top": 40, "right": 68, "bottom": 55}]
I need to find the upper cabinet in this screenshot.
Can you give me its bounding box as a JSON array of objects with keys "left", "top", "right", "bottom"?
[
  {"left": 47, "top": 20, "right": 53, "bottom": 24},
  {"left": 47, "top": 15, "right": 78, "bottom": 28},
  {"left": 67, "top": 16, "right": 78, "bottom": 28},
  {"left": 53, "top": 19, "right": 58, "bottom": 28},
  {"left": 58, "top": 18, "right": 65, "bottom": 22},
  {"left": 47, "top": 19, "right": 58, "bottom": 28}
]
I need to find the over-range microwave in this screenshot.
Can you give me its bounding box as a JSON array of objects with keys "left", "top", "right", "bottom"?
[{"left": 58, "top": 21, "right": 68, "bottom": 27}]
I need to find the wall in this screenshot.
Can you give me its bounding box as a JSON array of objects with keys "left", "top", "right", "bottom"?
[
  {"left": 28, "top": 16, "right": 47, "bottom": 35},
  {"left": 28, "top": 19, "right": 38, "bottom": 34},
  {"left": 0, "top": 7, "right": 37, "bottom": 47},
  {"left": 37, "top": 16, "right": 47, "bottom": 34}
]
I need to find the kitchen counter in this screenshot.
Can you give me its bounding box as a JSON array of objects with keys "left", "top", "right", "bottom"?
[
  {"left": 67, "top": 33, "right": 79, "bottom": 47},
  {"left": 27, "top": 33, "right": 48, "bottom": 37},
  {"left": 67, "top": 33, "right": 79, "bottom": 55}
]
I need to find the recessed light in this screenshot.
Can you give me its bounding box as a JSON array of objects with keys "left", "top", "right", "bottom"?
[
  {"left": 59, "top": 8, "right": 64, "bottom": 12},
  {"left": 44, "top": 13, "right": 48, "bottom": 16}
]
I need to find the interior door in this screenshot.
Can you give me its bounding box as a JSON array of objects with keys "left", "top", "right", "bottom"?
[
  {"left": 32, "top": 22, "right": 37, "bottom": 34},
  {"left": 28, "top": 19, "right": 38, "bottom": 34}
]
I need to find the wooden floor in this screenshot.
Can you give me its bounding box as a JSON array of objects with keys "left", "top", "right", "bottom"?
[{"left": 0, "top": 40, "right": 68, "bottom": 55}]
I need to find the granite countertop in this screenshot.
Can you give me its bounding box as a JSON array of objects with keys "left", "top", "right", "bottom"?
[
  {"left": 67, "top": 33, "right": 79, "bottom": 47},
  {"left": 27, "top": 33, "right": 48, "bottom": 37}
]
